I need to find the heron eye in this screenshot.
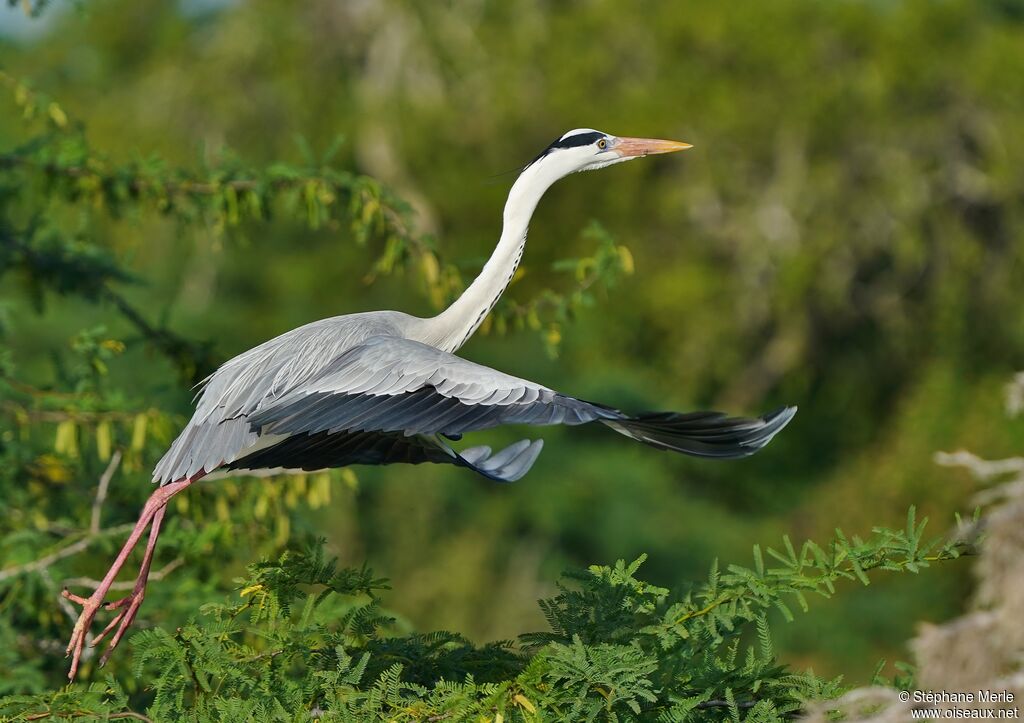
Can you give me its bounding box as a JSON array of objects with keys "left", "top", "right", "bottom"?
[{"left": 597, "top": 138, "right": 608, "bottom": 150}]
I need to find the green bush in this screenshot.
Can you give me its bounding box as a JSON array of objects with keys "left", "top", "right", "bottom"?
[{"left": 1, "top": 516, "right": 967, "bottom": 721}]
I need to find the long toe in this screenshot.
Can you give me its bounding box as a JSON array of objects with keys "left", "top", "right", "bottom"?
[
  {"left": 64, "top": 594, "right": 104, "bottom": 680},
  {"left": 91, "top": 608, "right": 128, "bottom": 647},
  {"left": 99, "top": 595, "right": 145, "bottom": 666}
]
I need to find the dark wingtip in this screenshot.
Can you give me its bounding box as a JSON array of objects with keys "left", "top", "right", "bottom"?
[
  {"left": 607, "top": 404, "right": 797, "bottom": 459},
  {"left": 754, "top": 406, "right": 797, "bottom": 449}
]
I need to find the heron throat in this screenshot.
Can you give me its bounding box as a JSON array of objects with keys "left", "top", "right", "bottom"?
[{"left": 421, "top": 159, "right": 562, "bottom": 353}]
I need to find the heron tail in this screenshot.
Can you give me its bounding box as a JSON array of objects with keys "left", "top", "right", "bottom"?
[{"left": 603, "top": 406, "right": 796, "bottom": 459}]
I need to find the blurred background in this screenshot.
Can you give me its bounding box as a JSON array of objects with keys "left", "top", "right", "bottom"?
[{"left": 2, "top": 0, "right": 1023, "bottom": 688}]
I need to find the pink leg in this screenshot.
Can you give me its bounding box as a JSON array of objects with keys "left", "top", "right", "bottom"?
[
  {"left": 63, "top": 478, "right": 192, "bottom": 680},
  {"left": 91, "top": 504, "right": 167, "bottom": 663}
]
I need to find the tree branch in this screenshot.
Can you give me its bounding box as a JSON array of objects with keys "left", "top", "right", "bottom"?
[
  {"left": 61, "top": 557, "right": 183, "bottom": 592},
  {"left": 90, "top": 450, "right": 121, "bottom": 534},
  {"left": 0, "top": 523, "right": 134, "bottom": 582},
  {"left": 0, "top": 450, "right": 133, "bottom": 584},
  {"left": 0, "top": 226, "right": 217, "bottom": 383},
  {"left": 24, "top": 711, "right": 154, "bottom": 722},
  {"left": 696, "top": 698, "right": 757, "bottom": 710},
  {"left": 935, "top": 450, "right": 1024, "bottom": 482}
]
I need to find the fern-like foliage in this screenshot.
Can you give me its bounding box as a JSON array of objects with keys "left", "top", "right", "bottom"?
[{"left": 0, "top": 512, "right": 969, "bottom": 721}]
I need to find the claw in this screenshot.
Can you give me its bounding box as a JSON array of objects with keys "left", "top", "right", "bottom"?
[
  {"left": 98, "top": 594, "right": 144, "bottom": 666},
  {"left": 64, "top": 593, "right": 105, "bottom": 680},
  {"left": 61, "top": 588, "right": 91, "bottom": 606},
  {"left": 64, "top": 583, "right": 150, "bottom": 677},
  {"left": 90, "top": 588, "right": 144, "bottom": 652},
  {"left": 91, "top": 607, "right": 128, "bottom": 647},
  {"left": 104, "top": 595, "right": 133, "bottom": 611}
]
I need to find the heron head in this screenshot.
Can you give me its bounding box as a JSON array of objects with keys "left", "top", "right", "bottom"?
[{"left": 528, "top": 128, "right": 692, "bottom": 176}]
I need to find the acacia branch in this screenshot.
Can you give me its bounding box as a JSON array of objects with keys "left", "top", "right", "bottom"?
[
  {"left": 0, "top": 452, "right": 132, "bottom": 583},
  {"left": 671, "top": 541, "right": 972, "bottom": 628},
  {"left": 0, "top": 152, "right": 334, "bottom": 196},
  {"left": 935, "top": 450, "right": 1024, "bottom": 482},
  {"left": 0, "top": 523, "right": 134, "bottom": 582},
  {"left": 90, "top": 450, "right": 121, "bottom": 534},
  {"left": 697, "top": 698, "right": 758, "bottom": 710},
  {"left": 0, "top": 402, "right": 145, "bottom": 423},
  {"left": 62, "top": 557, "right": 183, "bottom": 592},
  {"left": 23, "top": 712, "right": 153, "bottom": 722},
  {"left": 0, "top": 226, "right": 217, "bottom": 383}
]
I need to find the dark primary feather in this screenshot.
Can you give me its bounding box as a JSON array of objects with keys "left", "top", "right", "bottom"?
[
  {"left": 606, "top": 406, "right": 797, "bottom": 459},
  {"left": 227, "top": 428, "right": 543, "bottom": 483}
]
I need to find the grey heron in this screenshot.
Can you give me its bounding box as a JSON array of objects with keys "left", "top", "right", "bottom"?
[{"left": 63, "top": 128, "right": 796, "bottom": 679}]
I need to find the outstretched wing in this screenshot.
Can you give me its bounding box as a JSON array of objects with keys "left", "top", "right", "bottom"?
[
  {"left": 248, "top": 336, "right": 617, "bottom": 437},
  {"left": 152, "top": 313, "right": 411, "bottom": 485},
  {"left": 156, "top": 330, "right": 795, "bottom": 486}
]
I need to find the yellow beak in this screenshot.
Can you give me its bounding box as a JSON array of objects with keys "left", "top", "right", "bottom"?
[{"left": 614, "top": 137, "right": 693, "bottom": 158}]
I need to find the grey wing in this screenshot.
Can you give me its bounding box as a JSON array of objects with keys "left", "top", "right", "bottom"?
[
  {"left": 248, "top": 336, "right": 620, "bottom": 438},
  {"left": 152, "top": 314, "right": 410, "bottom": 485}
]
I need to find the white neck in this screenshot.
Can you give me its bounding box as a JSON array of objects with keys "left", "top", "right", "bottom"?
[{"left": 419, "top": 159, "right": 564, "bottom": 352}]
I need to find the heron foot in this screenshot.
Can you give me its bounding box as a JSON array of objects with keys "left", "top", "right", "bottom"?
[
  {"left": 61, "top": 588, "right": 105, "bottom": 681},
  {"left": 63, "top": 566, "right": 154, "bottom": 677},
  {"left": 61, "top": 490, "right": 181, "bottom": 681},
  {"left": 93, "top": 585, "right": 147, "bottom": 665}
]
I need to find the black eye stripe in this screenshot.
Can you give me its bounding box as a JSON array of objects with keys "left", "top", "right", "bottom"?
[
  {"left": 551, "top": 131, "right": 605, "bottom": 149},
  {"left": 525, "top": 131, "right": 608, "bottom": 168}
]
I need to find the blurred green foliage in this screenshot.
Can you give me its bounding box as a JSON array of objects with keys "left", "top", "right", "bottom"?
[{"left": 1, "top": 0, "right": 1023, "bottom": 712}]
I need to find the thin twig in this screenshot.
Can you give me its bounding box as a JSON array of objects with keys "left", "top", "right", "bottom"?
[
  {"left": 241, "top": 648, "right": 287, "bottom": 664},
  {"left": 62, "top": 558, "right": 183, "bottom": 591},
  {"left": 935, "top": 450, "right": 1024, "bottom": 482},
  {"left": 0, "top": 448, "right": 135, "bottom": 584},
  {"left": 23, "top": 711, "right": 154, "bottom": 722},
  {"left": 0, "top": 523, "right": 134, "bottom": 582},
  {"left": 0, "top": 402, "right": 143, "bottom": 423},
  {"left": 0, "top": 153, "right": 312, "bottom": 196},
  {"left": 91, "top": 450, "right": 122, "bottom": 534},
  {"left": 697, "top": 699, "right": 757, "bottom": 710}
]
